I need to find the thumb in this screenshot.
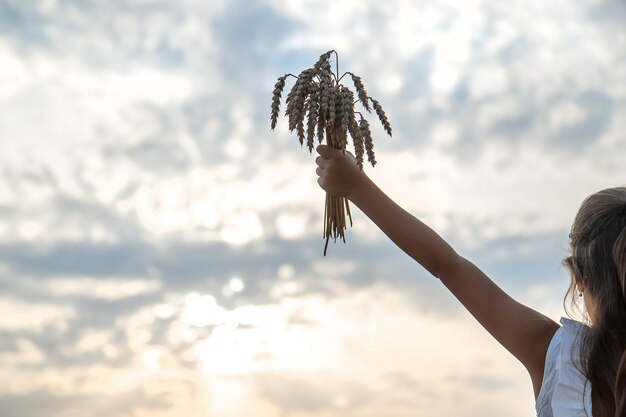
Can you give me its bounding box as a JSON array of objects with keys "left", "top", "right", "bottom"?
[{"left": 316, "top": 144, "right": 340, "bottom": 158}]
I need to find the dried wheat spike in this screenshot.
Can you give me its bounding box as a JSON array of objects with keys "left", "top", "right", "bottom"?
[
  {"left": 301, "top": 68, "right": 316, "bottom": 84},
  {"left": 359, "top": 116, "right": 376, "bottom": 167},
  {"left": 328, "top": 85, "right": 338, "bottom": 127},
  {"left": 284, "top": 77, "right": 298, "bottom": 111},
  {"left": 271, "top": 75, "right": 287, "bottom": 130},
  {"left": 325, "top": 125, "right": 335, "bottom": 148},
  {"left": 316, "top": 107, "right": 326, "bottom": 144},
  {"left": 285, "top": 82, "right": 299, "bottom": 130},
  {"left": 314, "top": 51, "right": 333, "bottom": 73},
  {"left": 318, "top": 70, "right": 332, "bottom": 123},
  {"left": 348, "top": 116, "right": 365, "bottom": 169},
  {"left": 296, "top": 112, "right": 305, "bottom": 146},
  {"left": 332, "top": 87, "right": 346, "bottom": 148},
  {"left": 287, "top": 103, "right": 298, "bottom": 132},
  {"left": 306, "top": 92, "right": 318, "bottom": 152},
  {"left": 370, "top": 98, "right": 392, "bottom": 137},
  {"left": 338, "top": 86, "right": 353, "bottom": 150},
  {"left": 288, "top": 83, "right": 308, "bottom": 132},
  {"left": 319, "top": 61, "right": 334, "bottom": 86},
  {"left": 287, "top": 69, "right": 315, "bottom": 130},
  {"left": 350, "top": 73, "right": 370, "bottom": 112}
]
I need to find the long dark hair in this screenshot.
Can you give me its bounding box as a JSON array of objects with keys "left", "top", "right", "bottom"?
[{"left": 563, "top": 187, "right": 626, "bottom": 417}]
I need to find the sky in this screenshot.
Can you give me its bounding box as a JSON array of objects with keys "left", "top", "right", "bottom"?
[{"left": 0, "top": 0, "right": 625, "bottom": 416}]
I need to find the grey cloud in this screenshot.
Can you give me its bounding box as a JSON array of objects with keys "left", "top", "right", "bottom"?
[
  {"left": 0, "top": 0, "right": 182, "bottom": 60},
  {"left": 254, "top": 372, "right": 373, "bottom": 414},
  {"left": 0, "top": 1, "right": 54, "bottom": 50},
  {"left": 448, "top": 230, "right": 570, "bottom": 294},
  {"left": 256, "top": 373, "right": 334, "bottom": 412},
  {"left": 383, "top": 371, "right": 422, "bottom": 390},
  {"left": 448, "top": 370, "right": 514, "bottom": 392},
  {"left": 0, "top": 224, "right": 569, "bottom": 385},
  {"left": 102, "top": 114, "right": 197, "bottom": 174},
  {"left": 491, "top": 110, "right": 535, "bottom": 138},
  {"left": 0, "top": 240, "right": 153, "bottom": 279},
  {"left": 464, "top": 373, "right": 514, "bottom": 391},
  {"left": 212, "top": 0, "right": 300, "bottom": 85},
  {"left": 587, "top": 0, "right": 626, "bottom": 27},
  {"left": 0, "top": 222, "right": 567, "bottom": 315},
  {"left": 497, "top": 37, "right": 529, "bottom": 63},
  {"left": 382, "top": 371, "right": 443, "bottom": 403},
  {"left": 0, "top": 234, "right": 455, "bottom": 311},
  {"left": 0, "top": 390, "right": 84, "bottom": 417},
  {"left": 0, "top": 388, "right": 172, "bottom": 417},
  {"left": 0, "top": 330, "right": 20, "bottom": 352},
  {"left": 552, "top": 91, "right": 613, "bottom": 149}
]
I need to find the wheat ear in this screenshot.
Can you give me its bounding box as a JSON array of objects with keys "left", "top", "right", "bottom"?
[{"left": 270, "top": 50, "right": 392, "bottom": 255}]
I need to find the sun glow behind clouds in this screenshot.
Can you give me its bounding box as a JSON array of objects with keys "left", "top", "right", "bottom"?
[
  {"left": 87, "top": 284, "right": 472, "bottom": 417},
  {"left": 181, "top": 283, "right": 535, "bottom": 416},
  {"left": 181, "top": 293, "right": 229, "bottom": 327}
]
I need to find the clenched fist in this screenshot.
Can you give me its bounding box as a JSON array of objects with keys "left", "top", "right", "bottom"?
[{"left": 315, "top": 145, "right": 367, "bottom": 199}]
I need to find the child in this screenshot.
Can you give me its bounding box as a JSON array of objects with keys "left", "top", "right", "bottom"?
[{"left": 314, "top": 144, "right": 626, "bottom": 417}]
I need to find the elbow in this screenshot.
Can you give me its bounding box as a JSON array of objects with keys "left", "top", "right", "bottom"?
[{"left": 432, "top": 252, "right": 462, "bottom": 282}]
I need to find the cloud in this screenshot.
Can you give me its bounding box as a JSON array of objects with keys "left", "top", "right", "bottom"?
[
  {"left": 0, "top": 0, "right": 624, "bottom": 415},
  {"left": 254, "top": 372, "right": 373, "bottom": 414},
  {"left": 41, "top": 277, "right": 161, "bottom": 300},
  {"left": 0, "top": 388, "right": 174, "bottom": 417},
  {"left": 0, "top": 296, "right": 74, "bottom": 332},
  {"left": 0, "top": 273, "right": 549, "bottom": 417}
]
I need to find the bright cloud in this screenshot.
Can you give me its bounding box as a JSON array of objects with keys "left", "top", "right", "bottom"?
[
  {"left": 0, "top": 296, "right": 75, "bottom": 332},
  {"left": 0, "top": 0, "right": 624, "bottom": 415}
]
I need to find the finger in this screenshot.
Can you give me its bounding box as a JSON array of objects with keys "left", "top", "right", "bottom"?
[
  {"left": 315, "top": 156, "right": 329, "bottom": 167},
  {"left": 317, "top": 177, "right": 324, "bottom": 189},
  {"left": 315, "top": 167, "right": 324, "bottom": 176},
  {"left": 316, "top": 144, "right": 339, "bottom": 158}
]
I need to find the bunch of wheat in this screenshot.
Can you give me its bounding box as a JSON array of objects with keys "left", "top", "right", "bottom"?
[{"left": 271, "top": 50, "right": 392, "bottom": 255}]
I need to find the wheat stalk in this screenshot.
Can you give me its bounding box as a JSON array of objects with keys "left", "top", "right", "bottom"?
[{"left": 270, "top": 50, "right": 392, "bottom": 255}]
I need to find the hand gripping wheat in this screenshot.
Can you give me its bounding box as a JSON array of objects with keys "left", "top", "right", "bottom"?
[{"left": 270, "top": 50, "right": 392, "bottom": 255}]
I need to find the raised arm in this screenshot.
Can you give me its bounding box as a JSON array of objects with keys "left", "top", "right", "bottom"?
[{"left": 315, "top": 145, "right": 559, "bottom": 397}]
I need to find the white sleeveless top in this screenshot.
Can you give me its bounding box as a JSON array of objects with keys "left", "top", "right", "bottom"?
[{"left": 535, "top": 317, "right": 593, "bottom": 417}]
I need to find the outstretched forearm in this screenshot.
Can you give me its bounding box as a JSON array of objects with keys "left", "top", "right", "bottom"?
[{"left": 348, "top": 174, "right": 459, "bottom": 278}]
